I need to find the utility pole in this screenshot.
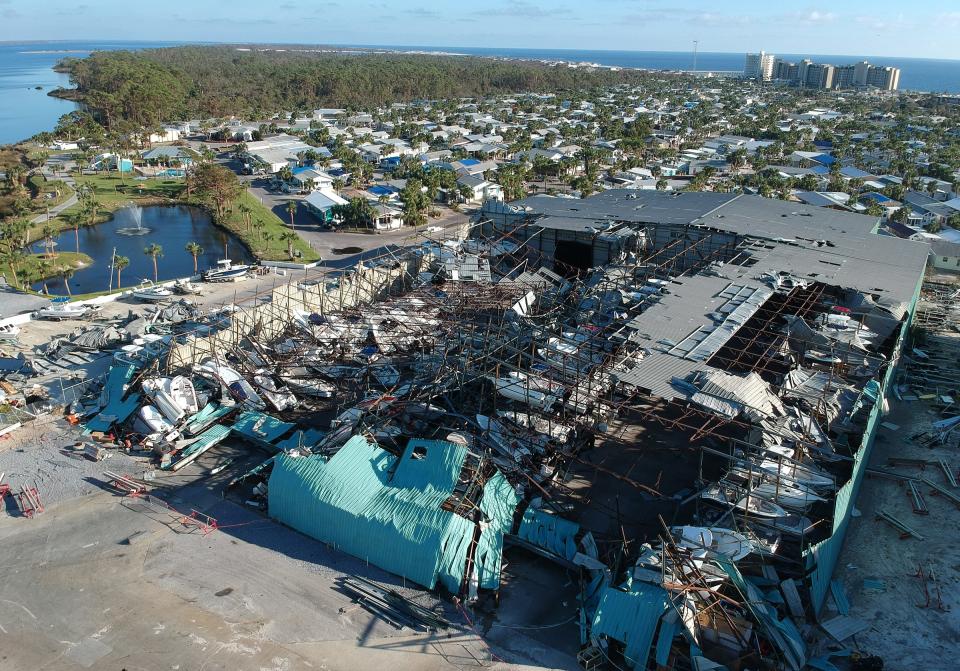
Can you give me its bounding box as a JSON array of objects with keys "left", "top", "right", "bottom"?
[{"left": 692, "top": 41, "right": 699, "bottom": 75}]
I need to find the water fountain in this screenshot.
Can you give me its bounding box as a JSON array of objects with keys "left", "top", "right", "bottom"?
[{"left": 115, "top": 203, "right": 152, "bottom": 236}]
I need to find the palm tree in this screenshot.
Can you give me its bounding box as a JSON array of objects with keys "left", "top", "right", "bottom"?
[
  {"left": 280, "top": 231, "right": 297, "bottom": 259},
  {"left": 286, "top": 201, "right": 298, "bottom": 231},
  {"left": 61, "top": 268, "right": 74, "bottom": 296},
  {"left": 185, "top": 242, "right": 204, "bottom": 273},
  {"left": 113, "top": 254, "right": 129, "bottom": 289},
  {"left": 238, "top": 203, "right": 252, "bottom": 232},
  {"left": 35, "top": 259, "right": 52, "bottom": 294},
  {"left": 41, "top": 225, "right": 57, "bottom": 259},
  {"left": 252, "top": 218, "right": 266, "bottom": 242},
  {"left": 144, "top": 243, "right": 163, "bottom": 282},
  {"left": 278, "top": 165, "right": 294, "bottom": 183},
  {"left": 332, "top": 178, "right": 344, "bottom": 194}
]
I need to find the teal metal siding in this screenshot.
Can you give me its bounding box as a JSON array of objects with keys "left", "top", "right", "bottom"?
[
  {"left": 591, "top": 584, "right": 671, "bottom": 668},
  {"left": 269, "top": 435, "right": 479, "bottom": 592},
  {"left": 803, "top": 272, "right": 923, "bottom": 613},
  {"left": 476, "top": 472, "right": 520, "bottom": 589},
  {"left": 519, "top": 507, "right": 580, "bottom": 559}
]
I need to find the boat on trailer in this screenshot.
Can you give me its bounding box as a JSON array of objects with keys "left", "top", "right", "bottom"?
[
  {"left": 132, "top": 280, "right": 174, "bottom": 303},
  {"left": 203, "top": 259, "right": 252, "bottom": 283}
]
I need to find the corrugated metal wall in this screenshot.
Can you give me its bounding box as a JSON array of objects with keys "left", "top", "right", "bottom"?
[{"left": 803, "top": 273, "right": 923, "bottom": 613}]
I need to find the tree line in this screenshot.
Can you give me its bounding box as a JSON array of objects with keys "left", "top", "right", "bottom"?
[{"left": 58, "top": 47, "right": 649, "bottom": 126}]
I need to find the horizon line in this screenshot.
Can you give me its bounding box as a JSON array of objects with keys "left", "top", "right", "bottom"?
[{"left": 2, "top": 39, "right": 959, "bottom": 63}]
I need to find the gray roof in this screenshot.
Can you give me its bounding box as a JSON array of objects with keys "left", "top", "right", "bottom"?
[
  {"left": 929, "top": 239, "right": 960, "bottom": 257},
  {"left": 513, "top": 191, "right": 736, "bottom": 226},
  {"left": 516, "top": 191, "right": 929, "bottom": 308}
]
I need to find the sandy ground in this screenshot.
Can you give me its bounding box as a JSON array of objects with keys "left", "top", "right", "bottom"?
[{"left": 831, "top": 399, "right": 960, "bottom": 668}]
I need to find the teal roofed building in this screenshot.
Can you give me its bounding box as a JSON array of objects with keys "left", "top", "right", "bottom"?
[{"left": 268, "top": 435, "right": 518, "bottom": 594}]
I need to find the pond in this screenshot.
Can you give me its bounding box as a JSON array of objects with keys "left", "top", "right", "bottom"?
[{"left": 30, "top": 205, "right": 253, "bottom": 295}]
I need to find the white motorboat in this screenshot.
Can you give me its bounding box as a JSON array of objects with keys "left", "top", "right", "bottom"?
[
  {"left": 0, "top": 323, "right": 20, "bottom": 342},
  {"left": 132, "top": 280, "right": 174, "bottom": 303},
  {"left": 758, "top": 458, "right": 834, "bottom": 488},
  {"left": 671, "top": 526, "right": 753, "bottom": 562},
  {"left": 490, "top": 372, "right": 561, "bottom": 411},
  {"left": 138, "top": 405, "right": 172, "bottom": 434},
  {"left": 281, "top": 376, "right": 336, "bottom": 398},
  {"left": 34, "top": 300, "right": 99, "bottom": 321},
  {"left": 203, "top": 259, "right": 252, "bottom": 282},
  {"left": 370, "top": 363, "right": 400, "bottom": 388},
  {"left": 173, "top": 279, "right": 202, "bottom": 295},
  {"left": 194, "top": 359, "right": 265, "bottom": 410},
  {"left": 253, "top": 373, "right": 298, "bottom": 411},
  {"left": 141, "top": 378, "right": 186, "bottom": 424},
  {"left": 702, "top": 485, "right": 789, "bottom": 518},
  {"left": 167, "top": 375, "right": 199, "bottom": 414},
  {"left": 749, "top": 481, "right": 826, "bottom": 510}
]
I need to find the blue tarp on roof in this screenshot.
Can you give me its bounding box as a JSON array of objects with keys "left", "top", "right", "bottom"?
[
  {"left": 810, "top": 165, "right": 831, "bottom": 175},
  {"left": 368, "top": 184, "right": 398, "bottom": 196},
  {"left": 268, "top": 436, "right": 478, "bottom": 592},
  {"left": 592, "top": 583, "right": 671, "bottom": 668},
  {"left": 812, "top": 153, "right": 836, "bottom": 165}
]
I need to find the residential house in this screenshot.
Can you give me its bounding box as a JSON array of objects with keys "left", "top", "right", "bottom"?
[
  {"left": 457, "top": 174, "right": 504, "bottom": 203},
  {"left": 370, "top": 202, "right": 403, "bottom": 230},
  {"left": 929, "top": 239, "right": 960, "bottom": 272},
  {"left": 289, "top": 166, "right": 333, "bottom": 192},
  {"left": 244, "top": 134, "right": 314, "bottom": 173},
  {"left": 304, "top": 189, "right": 349, "bottom": 226}
]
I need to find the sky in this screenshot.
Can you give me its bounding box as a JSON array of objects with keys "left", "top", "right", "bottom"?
[{"left": 2, "top": 0, "right": 959, "bottom": 60}]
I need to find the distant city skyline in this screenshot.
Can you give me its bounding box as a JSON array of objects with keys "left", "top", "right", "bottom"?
[{"left": 1, "top": 0, "right": 959, "bottom": 61}]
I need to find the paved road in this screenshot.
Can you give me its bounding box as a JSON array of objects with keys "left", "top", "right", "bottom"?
[{"left": 29, "top": 164, "right": 77, "bottom": 224}]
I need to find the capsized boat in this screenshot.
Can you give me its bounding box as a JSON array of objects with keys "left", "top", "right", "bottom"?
[
  {"left": 132, "top": 280, "right": 174, "bottom": 303},
  {"left": 253, "top": 372, "right": 298, "bottom": 411},
  {"left": 138, "top": 404, "right": 172, "bottom": 434},
  {"left": 141, "top": 378, "right": 186, "bottom": 424},
  {"left": 194, "top": 359, "right": 265, "bottom": 410},
  {"left": 671, "top": 526, "right": 753, "bottom": 561},
  {"left": 281, "top": 376, "right": 336, "bottom": 398},
  {"left": 203, "top": 259, "right": 252, "bottom": 282}
]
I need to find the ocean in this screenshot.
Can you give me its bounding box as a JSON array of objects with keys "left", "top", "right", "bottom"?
[
  {"left": 1, "top": 41, "right": 958, "bottom": 145},
  {"left": 0, "top": 41, "right": 182, "bottom": 145}
]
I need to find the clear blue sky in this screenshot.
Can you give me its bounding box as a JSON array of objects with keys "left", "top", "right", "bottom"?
[{"left": 2, "top": 0, "right": 958, "bottom": 60}]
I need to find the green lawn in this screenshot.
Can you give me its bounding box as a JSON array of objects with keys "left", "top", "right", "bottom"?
[
  {"left": 72, "top": 172, "right": 185, "bottom": 206},
  {"left": 221, "top": 191, "right": 321, "bottom": 262},
  {"left": 0, "top": 252, "right": 92, "bottom": 293}
]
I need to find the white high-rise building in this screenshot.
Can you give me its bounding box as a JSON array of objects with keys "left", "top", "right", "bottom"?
[{"left": 744, "top": 51, "right": 775, "bottom": 81}]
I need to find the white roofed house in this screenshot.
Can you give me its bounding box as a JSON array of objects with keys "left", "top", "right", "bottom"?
[
  {"left": 243, "top": 134, "right": 314, "bottom": 173},
  {"left": 304, "top": 189, "right": 349, "bottom": 226},
  {"left": 457, "top": 174, "right": 504, "bottom": 204},
  {"left": 289, "top": 167, "right": 334, "bottom": 193}
]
